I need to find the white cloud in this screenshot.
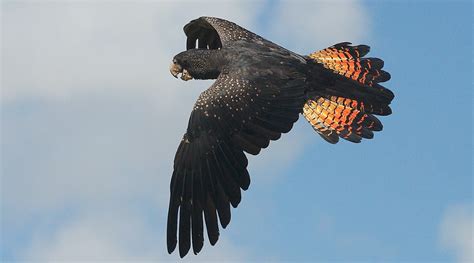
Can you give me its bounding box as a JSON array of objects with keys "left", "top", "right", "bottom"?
[
  {"left": 439, "top": 203, "right": 473, "bottom": 263},
  {"left": 22, "top": 208, "right": 160, "bottom": 261},
  {"left": 21, "top": 207, "right": 247, "bottom": 262},
  {"left": 1, "top": 1, "right": 371, "bottom": 260},
  {"left": 264, "top": 0, "right": 371, "bottom": 54}
]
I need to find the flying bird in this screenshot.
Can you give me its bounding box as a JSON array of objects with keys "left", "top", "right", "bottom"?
[{"left": 167, "top": 16, "right": 394, "bottom": 257}]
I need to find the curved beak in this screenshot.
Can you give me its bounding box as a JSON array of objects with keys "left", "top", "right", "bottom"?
[
  {"left": 169, "top": 62, "right": 193, "bottom": 81},
  {"left": 169, "top": 63, "right": 182, "bottom": 78}
]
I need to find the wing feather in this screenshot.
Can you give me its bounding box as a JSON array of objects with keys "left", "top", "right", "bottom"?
[
  {"left": 167, "top": 65, "right": 306, "bottom": 257},
  {"left": 184, "top": 17, "right": 263, "bottom": 50}
]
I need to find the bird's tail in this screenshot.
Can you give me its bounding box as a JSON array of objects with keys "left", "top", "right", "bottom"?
[{"left": 303, "top": 42, "right": 394, "bottom": 143}]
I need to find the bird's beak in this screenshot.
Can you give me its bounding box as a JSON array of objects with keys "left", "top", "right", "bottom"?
[
  {"left": 169, "top": 63, "right": 193, "bottom": 81},
  {"left": 169, "top": 63, "right": 182, "bottom": 79},
  {"left": 180, "top": 69, "right": 193, "bottom": 81}
]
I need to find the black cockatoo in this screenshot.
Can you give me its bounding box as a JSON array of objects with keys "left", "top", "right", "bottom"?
[{"left": 167, "top": 16, "right": 394, "bottom": 257}]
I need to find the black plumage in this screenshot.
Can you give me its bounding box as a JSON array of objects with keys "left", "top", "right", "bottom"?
[{"left": 167, "top": 16, "right": 394, "bottom": 257}]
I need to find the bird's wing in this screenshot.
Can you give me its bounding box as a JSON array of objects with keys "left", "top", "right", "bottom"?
[
  {"left": 183, "top": 16, "right": 269, "bottom": 50},
  {"left": 167, "top": 67, "right": 306, "bottom": 257}
]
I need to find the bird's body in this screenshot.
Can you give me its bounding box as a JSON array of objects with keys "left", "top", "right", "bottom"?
[{"left": 168, "top": 16, "right": 394, "bottom": 257}]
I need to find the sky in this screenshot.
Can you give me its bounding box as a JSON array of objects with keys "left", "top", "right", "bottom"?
[{"left": 1, "top": 0, "right": 472, "bottom": 262}]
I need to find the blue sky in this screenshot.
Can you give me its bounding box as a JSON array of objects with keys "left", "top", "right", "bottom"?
[{"left": 1, "top": 0, "right": 472, "bottom": 262}]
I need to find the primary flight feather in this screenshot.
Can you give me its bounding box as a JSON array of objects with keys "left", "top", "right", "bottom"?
[{"left": 167, "top": 16, "right": 394, "bottom": 257}]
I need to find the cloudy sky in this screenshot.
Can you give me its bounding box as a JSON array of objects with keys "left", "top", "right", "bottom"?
[{"left": 1, "top": 0, "right": 472, "bottom": 262}]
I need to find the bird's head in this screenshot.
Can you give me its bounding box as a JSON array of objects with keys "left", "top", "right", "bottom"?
[
  {"left": 170, "top": 49, "right": 224, "bottom": 81},
  {"left": 169, "top": 55, "right": 193, "bottom": 81}
]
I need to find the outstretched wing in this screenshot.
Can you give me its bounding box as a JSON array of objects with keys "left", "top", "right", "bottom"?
[
  {"left": 167, "top": 67, "right": 306, "bottom": 257},
  {"left": 183, "top": 16, "right": 269, "bottom": 50}
]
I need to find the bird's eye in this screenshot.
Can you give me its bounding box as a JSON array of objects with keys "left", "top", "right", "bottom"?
[{"left": 173, "top": 59, "right": 177, "bottom": 64}]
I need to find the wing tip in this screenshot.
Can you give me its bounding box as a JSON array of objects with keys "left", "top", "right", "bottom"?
[
  {"left": 209, "top": 234, "right": 219, "bottom": 246},
  {"left": 167, "top": 240, "right": 177, "bottom": 254}
]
